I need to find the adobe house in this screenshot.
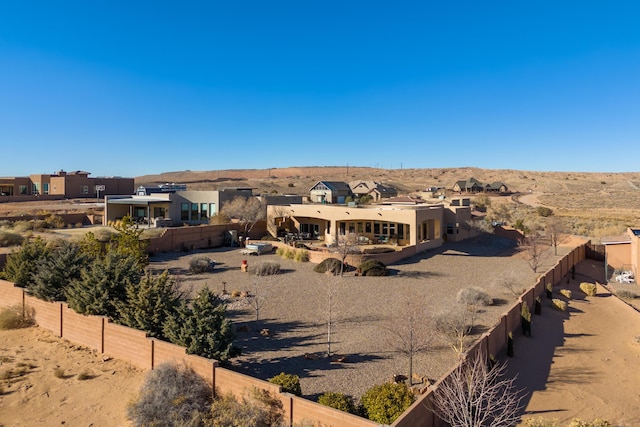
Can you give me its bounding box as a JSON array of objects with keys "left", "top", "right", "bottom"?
[
  {"left": 267, "top": 196, "right": 480, "bottom": 258},
  {"left": 0, "top": 170, "right": 134, "bottom": 199},
  {"left": 104, "top": 188, "right": 255, "bottom": 227},
  {"left": 602, "top": 228, "right": 640, "bottom": 280}
]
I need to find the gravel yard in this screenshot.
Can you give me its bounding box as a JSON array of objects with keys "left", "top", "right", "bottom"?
[{"left": 149, "top": 235, "right": 568, "bottom": 402}]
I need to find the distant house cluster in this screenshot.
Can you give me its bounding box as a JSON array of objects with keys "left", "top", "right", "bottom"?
[
  {"left": 452, "top": 177, "right": 508, "bottom": 194},
  {"left": 0, "top": 170, "right": 134, "bottom": 199},
  {"left": 309, "top": 180, "right": 398, "bottom": 204}
]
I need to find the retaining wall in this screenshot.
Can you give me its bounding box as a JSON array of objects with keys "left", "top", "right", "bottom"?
[{"left": 0, "top": 244, "right": 588, "bottom": 427}]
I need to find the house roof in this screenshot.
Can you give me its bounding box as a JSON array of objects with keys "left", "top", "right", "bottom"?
[
  {"left": 601, "top": 234, "right": 632, "bottom": 245},
  {"left": 349, "top": 180, "right": 397, "bottom": 194},
  {"left": 310, "top": 181, "right": 352, "bottom": 192}
]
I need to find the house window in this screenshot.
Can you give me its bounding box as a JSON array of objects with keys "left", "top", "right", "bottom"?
[
  {"left": 19, "top": 185, "right": 27, "bottom": 195},
  {"left": 374, "top": 221, "right": 380, "bottom": 234},
  {"left": 43, "top": 183, "right": 49, "bottom": 194},
  {"left": 339, "top": 222, "right": 346, "bottom": 235},
  {"left": 200, "top": 203, "right": 208, "bottom": 220},
  {"left": 32, "top": 183, "right": 40, "bottom": 195},
  {"left": 357, "top": 222, "right": 364, "bottom": 233},
  {"left": 153, "top": 207, "right": 165, "bottom": 218},
  {"left": 81, "top": 186, "right": 89, "bottom": 195},
  {"left": 191, "top": 203, "right": 198, "bottom": 220},
  {"left": 447, "top": 223, "right": 454, "bottom": 234},
  {"left": 181, "top": 203, "right": 189, "bottom": 220},
  {"left": 209, "top": 203, "right": 216, "bottom": 216},
  {"left": 398, "top": 224, "right": 404, "bottom": 239},
  {"left": 365, "top": 222, "right": 372, "bottom": 233},
  {"left": 382, "top": 223, "right": 388, "bottom": 235}
]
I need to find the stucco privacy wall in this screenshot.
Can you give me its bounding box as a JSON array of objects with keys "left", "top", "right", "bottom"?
[{"left": 0, "top": 244, "right": 587, "bottom": 427}]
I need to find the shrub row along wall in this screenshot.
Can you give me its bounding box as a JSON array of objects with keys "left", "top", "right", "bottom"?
[
  {"left": 391, "top": 243, "right": 588, "bottom": 427},
  {"left": 0, "top": 279, "right": 377, "bottom": 427}
]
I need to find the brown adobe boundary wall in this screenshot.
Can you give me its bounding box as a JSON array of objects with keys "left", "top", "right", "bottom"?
[
  {"left": 391, "top": 243, "right": 587, "bottom": 427},
  {"left": 146, "top": 224, "right": 246, "bottom": 253},
  {"left": 0, "top": 280, "right": 375, "bottom": 426},
  {"left": 0, "top": 243, "right": 587, "bottom": 427}
]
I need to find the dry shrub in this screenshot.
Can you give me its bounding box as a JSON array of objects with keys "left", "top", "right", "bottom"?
[
  {"left": 293, "top": 249, "right": 309, "bottom": 262},
  {"left": 559, "top": 289, "right": 572, "bottom": 299},
  {"left": 253, "top": 262, "right": 281, "bottom": 276},
  {"left": 0, "top": 230, "right": 24, "bottom": 247},
  {"left": 456, "top": 287, "right": 493, "bottom": 307},
  {"left": 210, "top": 389, "right": 285, "bottom": 426},
  {"left": 0, "top": 306, "right": 34, "bottom": 330},
  {"left": 523, "top": 418, "right": 561, "bottom": 427},
  {"left": 77, "top": 370, "right": 91, "bottom": 380},
  {"left": 231, "top": 290, "right": 241, "bottom": 297},
  {"left": 551, "top": 299, "right": 567, "bottom": 311},
  {"left": 567, "top": 418, "right": 612, "bottom": 427},
  {"left": 314, "top": 258, "right": 344, "bottom": 274},
  {"left": 189, "top": 256, "right": 212, "bottom": 274},
  {"left": 127, "top": 363, "right": 212, "bottom": 427},
  {"left": 579, "top": 282, "right": 597, "bottom": 296},
  {"left": 615, "top": 289, "right": 637, "bottom": 300},
  {"left": 12, "top": 221, "right": 33, "bottom": 233},
  {"left": 53, "top": 367, "right": 65, "bottom": 378}
]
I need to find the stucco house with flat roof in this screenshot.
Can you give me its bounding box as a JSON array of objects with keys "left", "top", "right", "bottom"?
[
  {"left": 104, "top": 188, "right": 255, "bottom": 227},
  {"left": 267, "top": 196, "right": 478, "bottom": 257},
  {"left": 601, "top": 228, "right": 640, "bottom": 282}
]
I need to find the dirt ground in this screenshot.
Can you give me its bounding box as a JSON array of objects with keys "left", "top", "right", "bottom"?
[
  {"left": 1, "top": 240, "right": 639, "bottom": 426},
  {"left": 0, "top": 326, "right": 145, "bottom": 427}
]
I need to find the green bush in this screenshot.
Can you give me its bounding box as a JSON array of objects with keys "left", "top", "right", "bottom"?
[
  {"left": 127, "top": 363, "right": 212, "bottom": 427},
  {"left": 358, "top": 259, "right": 388, "bottom": 276},
  {"left": 360, "top": 382, "right": 414, "bottom": 424},
  {"left": 579, "top": 282, "right": 597, "bottom": 296},
  {"left": 189, "top": 256, "right": 212, "bottom": 274},
  {"left": 313, "top": 258, "right": 344, "bottom": 274},
  {"left": 268, "top": 372, "right": 301, "bottom": 396},
  {"left": 253, "top": 261, "right": 281, "bottom": 276},
  {"left": 536, "top": 206, "right": 554, "bottom": 217},
  {"left": 0, "top": 306, "right": 34, "bottom": 330},
  {"left": 551, "top": 299, "right": 567, "bottom": 311},
  {"left": 317, "top": 392, "right": 356, "bottom": 414},
  {"left": 0, "top": 231, "right": 24, "bottom": 247}
]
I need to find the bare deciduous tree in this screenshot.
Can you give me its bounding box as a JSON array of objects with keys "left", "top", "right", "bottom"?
[
  {"left": 220, "top": 196, "right": 266, "bottom": 238},
  {"left": 495, "top": 270, "right": 526, "bottom": 298},
  {"left": 432, "top": 351, "right": 524, "bottom": 427},
  {"left": 331, "top": 232, "right": 360, "bottom": 276},
  {"left": 247, "top": 273, "right": 274, "bottom": 323},
  {"left": 435, "top": 306, "right": 473, "bottom": 357},
  {"left": 519, "top": 232, "right": 550, "bottom": 273},
  {"left": 545, "top": 216, "right": 567, "bottom": 256},
  {"left": 386, "top": 292, "right": 434, "bottom": 385}
]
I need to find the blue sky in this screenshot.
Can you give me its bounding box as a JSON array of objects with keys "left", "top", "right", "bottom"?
[{"left": 1, "top": 2, "right": 639, "bottom": 177}]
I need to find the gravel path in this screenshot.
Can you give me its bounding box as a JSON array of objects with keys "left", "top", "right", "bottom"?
[{"left": 150, "top": 235, "right": 568, "bottom": 402}]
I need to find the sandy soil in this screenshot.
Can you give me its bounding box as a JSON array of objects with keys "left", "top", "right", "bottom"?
[
  {"left": 512, "top": 260, "right": 640, "bottom": 426},
  {"left": 0, "top": 326, "right": 145, "bottom": 427}
]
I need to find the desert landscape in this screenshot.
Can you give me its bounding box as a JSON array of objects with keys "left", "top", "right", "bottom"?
[{"left": 1, "top": 166, "right": 640, "bottom": 426}]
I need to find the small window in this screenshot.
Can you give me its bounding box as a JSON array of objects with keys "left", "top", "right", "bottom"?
[
  {"left": 19, "top": 185, "right": 28, "bottom": 195},
  {"left": 191, "top": 203, "right": 198, "bottom": 220},
  {"left": 181, "top": 203, "right": 189, "bottom": 220},
  {"left": 209, "top": 203, "right": 216, "bottom": 216},
  {"left": 365, "top": 222, "right": 372, "bottom": 233},
  {"left": 200, "top": 203, "right": 208, "bottom": 220},
  {"left": 82, "top": 185, "right": 89, "bottom": 195},
  {"left": 447, "top": 223, "right": 454, "bottom": 234}
]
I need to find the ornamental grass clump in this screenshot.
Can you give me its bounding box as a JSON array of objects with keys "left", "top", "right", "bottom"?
[
  {"left": 559, "top": 289, "right": 572, "bottom": 299},
  {"left": 579, "top": 282, "right": 597, "bottom": 297},
  {"left": 552, "top": 299, "right": 567, "bottom": 311}
]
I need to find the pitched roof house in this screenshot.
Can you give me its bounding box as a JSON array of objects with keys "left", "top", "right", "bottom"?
[
  {"left": 309, "top": 181, "right": 353, "bottom": 204},
  {"left": 349, "top": 180, "right": 398, "bottom": 201},
  {"left": 452, "top": 178, "right": 508, "bottom": 193}
]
